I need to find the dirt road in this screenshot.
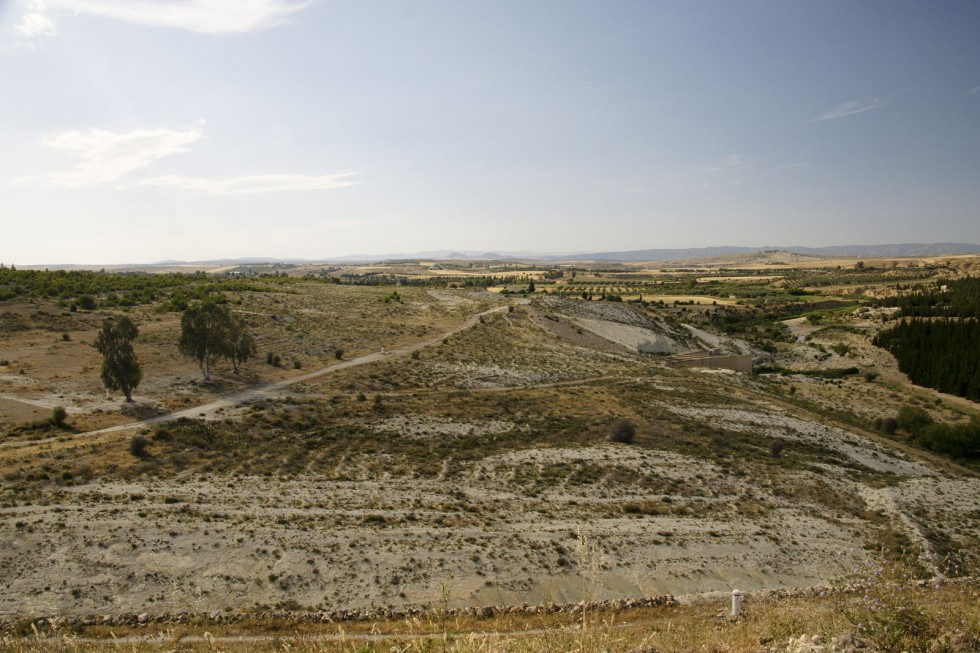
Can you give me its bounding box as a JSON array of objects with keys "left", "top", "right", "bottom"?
[{"left": 0, "top": 304, "right": 511, "bottom": 449}]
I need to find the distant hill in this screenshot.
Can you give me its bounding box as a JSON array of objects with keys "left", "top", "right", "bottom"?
[
  {"left": 786, "top": 243, "right": 980, "bottom": 258},
  {"left": 139, "top": 242, "right": 980, "bottom": 266},
  {"left": 537, "top": 243, "right": 980, "bottom": 262}
]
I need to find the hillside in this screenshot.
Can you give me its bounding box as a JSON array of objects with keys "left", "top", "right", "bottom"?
[{"left": 0, "top": 258, "right": 978, "bottom": 651}]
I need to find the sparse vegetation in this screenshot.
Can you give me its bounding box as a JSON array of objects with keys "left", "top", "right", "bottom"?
[{"left": 0, "top": 255, "right": 978, "bottom": 644}]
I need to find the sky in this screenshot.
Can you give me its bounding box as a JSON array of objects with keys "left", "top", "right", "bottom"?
[{"left": 1, "top": 0, "right": 979, "bottom": 264}]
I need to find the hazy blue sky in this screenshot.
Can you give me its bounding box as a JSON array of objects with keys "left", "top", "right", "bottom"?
[{"left": 2, "top": 0, "right": 979, "bottom": 264}]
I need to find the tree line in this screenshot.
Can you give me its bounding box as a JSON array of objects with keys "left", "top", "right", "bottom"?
[
  {"left": 0, "top": 267, "right": 273, "bottom": 307},
  {"left": 873, "top": 277, "right": 980, "bottom": 402},
  {"left": 884, "top": 277, "right": 980, "bottom": 318},
  {"left": 872, "top": 318, "right": 980, "bottom": 402}
]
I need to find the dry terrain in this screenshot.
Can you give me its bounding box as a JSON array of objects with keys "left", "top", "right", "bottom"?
[{"left": 1, "top": 258, "right": 978, "bottom": 651}]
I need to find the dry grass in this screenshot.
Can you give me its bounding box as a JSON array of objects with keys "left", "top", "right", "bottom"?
[
  {"left": 1, "top": 264, "right": 979, "bottom": 641},
  {"left": 3, "top": 578, "right": 978, "bottom": 652}
]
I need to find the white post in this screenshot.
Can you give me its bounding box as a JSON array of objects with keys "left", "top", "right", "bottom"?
[{"left": 731, "top": 589, "right": 742, "bottom": 618}]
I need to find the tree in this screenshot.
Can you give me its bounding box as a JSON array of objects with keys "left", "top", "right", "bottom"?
[
  {"left": 179, "top": 302, "right": 231, "bottom": 380},
  {"left": 179, "top": 302, "right": 255, "bottom": 380},
  {"left": 229, "top": 317, "right": 257, "bottom": 373},
  {"left": 94, "top": 316, "right": 142, "bottom": 402}
]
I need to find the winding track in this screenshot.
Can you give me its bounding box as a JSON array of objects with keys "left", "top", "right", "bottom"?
[{"left": 0, "top": 304, "right": 511, "bottom": 449}]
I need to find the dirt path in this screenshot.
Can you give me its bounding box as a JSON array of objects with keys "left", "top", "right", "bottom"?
[{"left": 0, "top": 305, "right": 511, "bottom": 450}]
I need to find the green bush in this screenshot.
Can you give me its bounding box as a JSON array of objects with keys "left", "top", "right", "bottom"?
[
  {"left": 51, "top": 406, "right": 68, "bottom": 427},
  {"left": 897, "top": 405, "right": 932, "bottom": 435},
  {"left": 76, "top": 294, "right": 96, "bottom": 310},
  {"left": 915, "top": 418, "right": 980, "bottom": 459}
]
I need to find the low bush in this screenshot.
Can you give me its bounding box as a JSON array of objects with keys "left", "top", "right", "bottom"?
[
  {"left": 129, "top": 434, "right": 149, "bottom": 458},
  {"left": 769, "top": 437, "right": 786, "bottom": 457},
  {"left": 51, "top": 406, "right": 67, "bottom": 427},
  {"left": 609, "top": 419, "right": 636, "bottom": 444}
]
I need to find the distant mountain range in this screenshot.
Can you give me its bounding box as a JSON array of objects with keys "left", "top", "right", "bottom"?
[{"left": 154, "top": 242, "right": 980, "bottom": 265}]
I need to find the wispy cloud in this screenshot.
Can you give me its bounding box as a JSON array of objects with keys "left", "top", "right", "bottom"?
[
  {"left": 969, "top": 86, "right": 980, "bottom": 97},
  {"left": 13, "top": 126, "right": 203, "bottom": 187},
  {"left": 815, "top": 96, "right": 885, "bottom": 121},
  {"left": 12, "top": 124, "right": 357, "bottom": 194},
  {"left": 12, "top": 0, "right": 57, "bottom": 38},
  {"left": 137, "top": 172, "right": 360, "bottom": 195},
  {"left": 9, "top": 0, "right": 310, "bottom": 42},
  {"left": 708, "top": 154, "right": 752, "bottom": 172}
]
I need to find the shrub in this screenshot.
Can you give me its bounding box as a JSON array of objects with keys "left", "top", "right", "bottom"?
[
  {"left": 334, "top": 348, "right": 344, "bottom": 360},
  {"left": 879, "top": 417, "right": 898, "bottom": 435},
  {"left": 51, "top": 406, "right": 68, "bottom": 427},
  {"left": 864, "top": 371, "right": 878, "bottom": 382},
  {"left": 61, "top": 332, "right": 70, "bottom": 342},
  {"left": 609, "top": 419, "right": 636, "bottom": 444},
  {"left": 897, "top": 405, "right": 932, "bottom": 435},
  {"left": 76, "top": 294, "right": 96, "bottom": 310},
  {"left": 129, "top": 434, "right": 149, "bottom": 458},
  {"left": 916, "top": 418, "right": 980, "bottom": 459},
  {"left": 293, "top": 359, "right": 302, "bottom": 369},
  {"left": 769, "top": 437, "right": 786, "bottom": 457}
]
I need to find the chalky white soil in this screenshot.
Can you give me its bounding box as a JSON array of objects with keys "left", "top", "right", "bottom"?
[{"left": 1, "top": 292, "right": 977, "bottom": 621}]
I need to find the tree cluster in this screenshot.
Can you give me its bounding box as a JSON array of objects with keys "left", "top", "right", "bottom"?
[
  {"left": 887, "top": 278, "right": 980, "bottom": 318},
  {"left": 178, "top": 302, "right": 256, "bottom": 380},
  {"left": 888, "top": 406, "right": 980, "bottom": 460},
  {"left": 873, "top": 276, "right": 980, "bottom": 402},
  {"left": 0, "top": 266, "right": 276, "bottom": 308},
  {"left": 873, "top": 319, "right": 980, "bottom": 401}
]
